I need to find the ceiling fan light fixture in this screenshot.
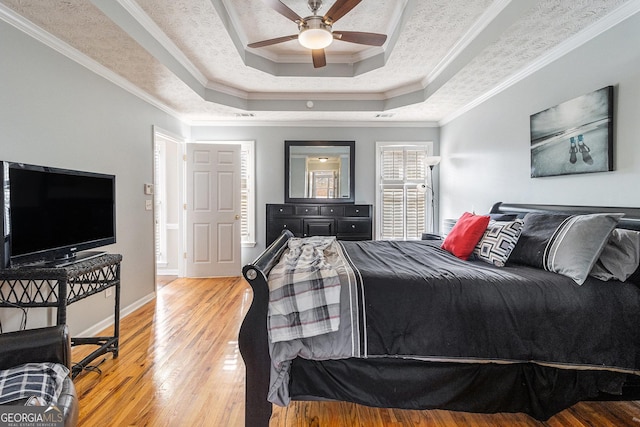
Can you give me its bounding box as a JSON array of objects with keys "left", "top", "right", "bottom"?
[
  {"left": 298, "top": 17, "right": 333, "bottom": 50},
  {"left": 299, "top": 28, "right": 333, "bottom": 49}
]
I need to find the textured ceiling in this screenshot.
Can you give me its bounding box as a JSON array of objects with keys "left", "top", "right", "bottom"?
[{"left": 1, "top": 0, "right": 637, "bottom": 125}]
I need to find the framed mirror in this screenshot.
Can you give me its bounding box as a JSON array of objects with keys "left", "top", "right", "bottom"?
[{"left": 285, "top": 140, "right": 355, "bottom": 204}]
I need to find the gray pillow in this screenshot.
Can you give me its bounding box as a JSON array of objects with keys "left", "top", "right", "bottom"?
[
  {"left": 590, "top": 229, "right": 640, "bottom": 282},
  {"left": 543, "top": 213, "right": 624, "bottom": 285},
  {"left": 509, "top": 212, "right": 624, "bottom": 284}
]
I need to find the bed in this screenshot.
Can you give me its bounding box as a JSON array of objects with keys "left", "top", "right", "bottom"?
[{"left": 238, "top": 202, "right": 640, "bottom": 427}]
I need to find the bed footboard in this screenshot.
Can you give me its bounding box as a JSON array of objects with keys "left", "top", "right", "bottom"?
[{"left": 239, "top": 230, "right": 293, "bottom": 427}]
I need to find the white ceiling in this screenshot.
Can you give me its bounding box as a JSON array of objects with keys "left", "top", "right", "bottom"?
[{"left": 1, "top": 0, "right": 637, "bottom": 126}]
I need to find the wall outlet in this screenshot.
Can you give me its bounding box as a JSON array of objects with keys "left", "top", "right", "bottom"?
[
  {"left": 145, "top": 199, "right": 153, "bottom": 211},
  {"left": 105, "top": 288, "right": 113, "bottom": 298}
]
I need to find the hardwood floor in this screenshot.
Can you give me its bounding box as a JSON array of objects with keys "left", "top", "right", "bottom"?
[{"left": 72, "top": 277, "right": 640, "bottom": 426}]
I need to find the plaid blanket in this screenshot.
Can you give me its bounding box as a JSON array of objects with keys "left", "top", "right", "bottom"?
[
  {"left": 267, "top": 236, "right": 341, "bottom": 343},
  {"left": 0, "top": 362, "right": 69, "bottom": 405}
]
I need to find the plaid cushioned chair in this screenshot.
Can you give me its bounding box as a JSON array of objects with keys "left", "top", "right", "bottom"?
[{"left": 0, "top": 325, "right": 78, "bottom": 427}]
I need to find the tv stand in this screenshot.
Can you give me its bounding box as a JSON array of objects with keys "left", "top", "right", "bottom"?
[{"left": 0, "top": 253, "right": 122, "bottom": 378}]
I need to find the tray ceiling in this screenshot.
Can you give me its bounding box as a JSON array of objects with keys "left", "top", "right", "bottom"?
[{"left": 1, "top": 0, "right": 637, "bottom": 125}]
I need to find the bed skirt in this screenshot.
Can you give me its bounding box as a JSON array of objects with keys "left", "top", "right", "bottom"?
[{"left": 289, "top": 357, "right": 628, "bottom": 421}]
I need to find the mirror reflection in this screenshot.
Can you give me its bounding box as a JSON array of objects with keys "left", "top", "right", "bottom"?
[{"left": 285, "top": 141, "right": 355, "bottom": 204}]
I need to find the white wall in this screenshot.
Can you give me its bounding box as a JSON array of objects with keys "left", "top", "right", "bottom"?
[
  {"left": 440, "top": 12, "right": 640, "bottom": 223},
  {"left": 191, "top": 126, "right": 440, "bottom": 262},
  {"left": 0, "top": 20, "right": 188, "bottom": 334}
]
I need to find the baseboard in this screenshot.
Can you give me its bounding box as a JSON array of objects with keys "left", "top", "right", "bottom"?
[
  {"left": 157, "top": 268, "right": 179, "bottom": 276},
  {"left": 77, "top": 292, "right": 156, "bottom": 338}
]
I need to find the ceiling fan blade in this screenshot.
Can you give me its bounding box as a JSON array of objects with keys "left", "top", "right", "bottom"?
[
  {"left": 262, "top": 0, "right": 303, "bottom": 22},
  {"left": 323, "top": 0, "right": 362, "bottom": 24},
  {"left": 312, "top": 49, "right": 326, "bottom": 68},
  {"left": 248, "top": 35, "right": 298, "bottom": 48},
  {"left": 333, "top": 31, "right": 387, "bottom": 46}
]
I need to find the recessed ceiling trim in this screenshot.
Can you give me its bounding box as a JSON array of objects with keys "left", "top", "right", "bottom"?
[
  {"left": 90, "top": 0, "right": 536, "bottom": 115},
  {"left": 245, "top": 98, "right": 384, "bottom": 112},
  {"left": 189, "top": 119, "right": 439, "bottom": 128},
  {"left": 214, "top": 0, "right": 413, "bottom": 78},
  {"left": 246, "top": 92, "right": 386, "bottom": 101}
]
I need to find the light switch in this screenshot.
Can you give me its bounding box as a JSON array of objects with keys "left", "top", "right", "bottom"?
[{"left": 145, "top": 199, "right": 152, "bottom": 211}]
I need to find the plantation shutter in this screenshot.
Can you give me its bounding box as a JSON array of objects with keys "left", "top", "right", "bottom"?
[
  {"left": 240, "top": 146, "right": 249, "bottom": 240},
  {"left": 153, "top": 140, "right": 167, "bottom": 264},
  {"left": 380, "top": 146, "right": 428, "bottom": 240}
]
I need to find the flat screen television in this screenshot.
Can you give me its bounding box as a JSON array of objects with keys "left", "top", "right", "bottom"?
[{"left": 0, "top": 161, "right": 116, "bottom": 268}]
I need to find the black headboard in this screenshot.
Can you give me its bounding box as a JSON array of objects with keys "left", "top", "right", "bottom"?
[{"left": 491, "top": 202, "right": 640, "bottom": 231}]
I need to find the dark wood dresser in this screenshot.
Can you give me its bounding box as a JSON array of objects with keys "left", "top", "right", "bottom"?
[{"left": 266, "top": 203, "right": 373, "bottom": 245}]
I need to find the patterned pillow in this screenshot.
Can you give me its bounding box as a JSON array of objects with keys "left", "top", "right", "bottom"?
[{"left": 473, "top": 220, "right": 524, "bottom": 267}]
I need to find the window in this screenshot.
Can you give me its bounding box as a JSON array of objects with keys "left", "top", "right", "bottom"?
[
  {"left": 376, "top": 142, "right": 434, "bottom": 240},
  {"left": 239, "top": 141, "right": 255, "bottom": 247},
  {"left": 153, "top": 139, "right": 167, "bottom": 265}
]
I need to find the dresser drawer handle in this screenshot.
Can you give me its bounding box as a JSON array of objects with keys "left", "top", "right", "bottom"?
[
  {"left": 279, "top": 208, "right": 284, "bottom": 212},
  {"left": 355, "top": 209, "right": 360, "bottom": 213},
  {"left": 283, "top": 224, "right": 287, "bottom": 228},
  {"left": 351, "top": 224, "right": 356, "bottom": 229}
]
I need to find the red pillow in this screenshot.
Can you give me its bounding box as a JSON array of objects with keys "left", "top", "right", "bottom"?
[{"left": 441, "top": 212, "right": 490, "bottom": 260}]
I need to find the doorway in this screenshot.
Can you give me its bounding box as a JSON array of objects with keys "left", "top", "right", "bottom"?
[
  {"left": 153, "top": 128, "right": 185, "bottom": 287},
  {"left": 153, "top": 131, "right": 247, "bottom": 284}
]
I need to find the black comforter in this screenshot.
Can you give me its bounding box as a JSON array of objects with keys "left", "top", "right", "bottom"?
[{"left": 342, "top": 239, "right": 640, "bottom": 372}]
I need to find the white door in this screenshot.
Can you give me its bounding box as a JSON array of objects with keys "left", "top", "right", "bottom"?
[{"left": 186, "top": 143, "right": 241, "bottom": 277}]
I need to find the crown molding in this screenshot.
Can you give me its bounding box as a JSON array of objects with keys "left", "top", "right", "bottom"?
[{"left": 188, "top": 119, "right": 439, "bottom": 128}]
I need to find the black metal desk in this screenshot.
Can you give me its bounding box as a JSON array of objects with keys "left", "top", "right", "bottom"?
[{"left": 0, "top": 254, "right": 122, "bottom": 378}]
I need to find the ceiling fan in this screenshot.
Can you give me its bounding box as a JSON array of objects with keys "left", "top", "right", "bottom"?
[{"left": 248, "top": 0, "right": 387, "bottom": 68}]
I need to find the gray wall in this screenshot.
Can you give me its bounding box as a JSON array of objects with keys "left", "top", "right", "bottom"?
[
  {"left": 191, "top": 126, "right": 440, "bottom": 262},
  {"left": 439, "top": 12, "right": 640, "bottom": 223},
  {"left": 0, "top": 20, "right": 188, "bottom": 334},
  {"left": 8, "top": 6, "right": 636, "bottom": 336}
]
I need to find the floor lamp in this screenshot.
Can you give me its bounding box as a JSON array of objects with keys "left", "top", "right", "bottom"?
[{"left": 424, "top": 156, "right": 441, "bottom": 233}]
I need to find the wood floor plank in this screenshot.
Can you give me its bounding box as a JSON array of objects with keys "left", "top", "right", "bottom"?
[{"left": 72, "top": 277, "right": 640, "bottom": 426}]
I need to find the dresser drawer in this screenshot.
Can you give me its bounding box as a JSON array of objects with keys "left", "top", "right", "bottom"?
[
  {"left": 268, "top": 218, "right": 302, "bottom": 237},
  {"left": 344, "top": 205, "right": 370, "bottom": 217},
  {"left": 268, "top": 204, "right": 295, "bottom": 216},
  {"left": 295, "top": 206, "right": 320, "bottom": 216},
  {"left": 304, "top": 219, "right": 335, "bottom": 237},
  {"left": 337, "top": 219, "right": 372, "bottom": 235},
  {"left": 320, "top": 206, "right": 345, "bottom": 216}
]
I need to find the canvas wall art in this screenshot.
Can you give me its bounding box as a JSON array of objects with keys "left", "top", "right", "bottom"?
[{"left": 530, "top": 86, "right": 614, "bottom": 178}]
